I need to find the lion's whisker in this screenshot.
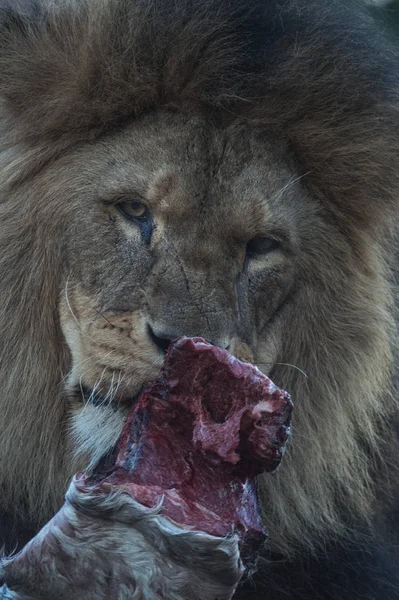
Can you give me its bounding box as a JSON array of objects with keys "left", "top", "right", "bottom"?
[
  {"left": 91, "top": 368, "right": 107, "bottom": 397},
  {"left": 102, "top": 372, "right": 116, "bottom": 406},
  {"left": 64, "top": 276, "right": 83, "bottom": 331},
  {"left": 79, "top": 373, "right": 86, "bottom": 406},
  {"left": 111, "top": 372, "right": 123, "bottom": 404},
  {"left": 64, "top": 276, "right": 103, "bottom": 345},
  {"left": 58, "top": 350, "right": 117, "bottom": 389},
  {"left": 92, "top": 306, "right": 114, "bottom": 327},
  {"left": 81, "top": 367, "right": 107, "bottom": 414},
  {"left": 268, "top": 172, "right": 311, "bottom": 203},
  {"left": 256, "top": 362, "right": 309, "bottom": 379}
]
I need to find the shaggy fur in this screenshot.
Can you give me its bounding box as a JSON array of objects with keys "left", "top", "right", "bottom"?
[
  {"left": 0, "top": 478, "right": 243, "bottom": 599},
  {"left": 0, "top": 0, "right": 398, "bottom": 598}
]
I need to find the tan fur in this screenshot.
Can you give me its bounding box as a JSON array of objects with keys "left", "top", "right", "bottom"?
[{"left": 0, "top": 0, "right": 398, "bottom": 559}]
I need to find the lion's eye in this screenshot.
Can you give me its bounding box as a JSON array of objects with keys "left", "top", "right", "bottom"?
[
  {"left": 246, "top": 237, "right": 280, "bottom": 256},
  {"left": 117, "top": 200, "right": 149, "bottom": 221}
]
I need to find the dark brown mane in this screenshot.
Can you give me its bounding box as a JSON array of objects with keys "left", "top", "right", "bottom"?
[{"left": 0, "top": 0, "right": 397, "bottom": 560}]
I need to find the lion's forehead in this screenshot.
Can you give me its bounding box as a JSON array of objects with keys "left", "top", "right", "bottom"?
[{"left": 62, "top": 112, "right": 302, "bottom": 239}]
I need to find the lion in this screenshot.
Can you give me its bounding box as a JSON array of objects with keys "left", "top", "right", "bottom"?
[{"left": 0, "top": 0, "right": 398, "bottom": 598}]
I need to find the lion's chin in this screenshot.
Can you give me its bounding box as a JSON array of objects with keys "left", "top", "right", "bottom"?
[
  {"left": 70, "top": 402, "right": 127, "bottom": 470},
  {"left": 68, "top": 371, "right": 159, "bottom": 469}
]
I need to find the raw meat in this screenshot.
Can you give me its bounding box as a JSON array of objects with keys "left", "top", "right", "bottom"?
[{"left": 89, "top": 337, "right": 293, "bottom": 558}]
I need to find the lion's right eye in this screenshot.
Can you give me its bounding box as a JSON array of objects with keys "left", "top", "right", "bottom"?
[
  {"left": 246, "top": 236, "right": 281, "bottom": 257},
  {"left": 117, "top": 200, "right": 150, "bottom": 222}
]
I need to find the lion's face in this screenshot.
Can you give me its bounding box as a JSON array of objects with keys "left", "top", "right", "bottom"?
[{"left": 58, "top": 112, "right": 314, "bottom": 463}]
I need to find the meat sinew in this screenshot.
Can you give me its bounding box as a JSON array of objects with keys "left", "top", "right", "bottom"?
[{"left": 90, "top": 337, "right": 293, "bottom": 553}]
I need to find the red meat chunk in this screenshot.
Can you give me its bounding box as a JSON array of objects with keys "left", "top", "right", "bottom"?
[{"left": 91, "top": 337, "right": 293, "bottom": 549}]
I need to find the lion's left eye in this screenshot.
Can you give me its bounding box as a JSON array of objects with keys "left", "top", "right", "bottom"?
[
  {"left": 246, "top": 236, "right": 281, "bottom": 256},
  {"left": 117, "top": 200, "right": 149, "bottom": 222}
]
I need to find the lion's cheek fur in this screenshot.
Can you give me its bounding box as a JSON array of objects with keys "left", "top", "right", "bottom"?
[{"left": 0, "top": 478, "right": 243, "bottom": 600}]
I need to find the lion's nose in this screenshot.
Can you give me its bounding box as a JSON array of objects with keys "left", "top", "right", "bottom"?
[{"left": 147, "top": 324, "right": 229, "bottom": 354}]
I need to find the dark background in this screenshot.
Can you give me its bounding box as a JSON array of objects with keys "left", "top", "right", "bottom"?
[{"left": 371, "top": 1, "right": 399, "bottom": 36}]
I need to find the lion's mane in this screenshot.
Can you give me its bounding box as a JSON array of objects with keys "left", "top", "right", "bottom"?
[{"left": 0, "top": 0, "right": 398, "bottom": 557}]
